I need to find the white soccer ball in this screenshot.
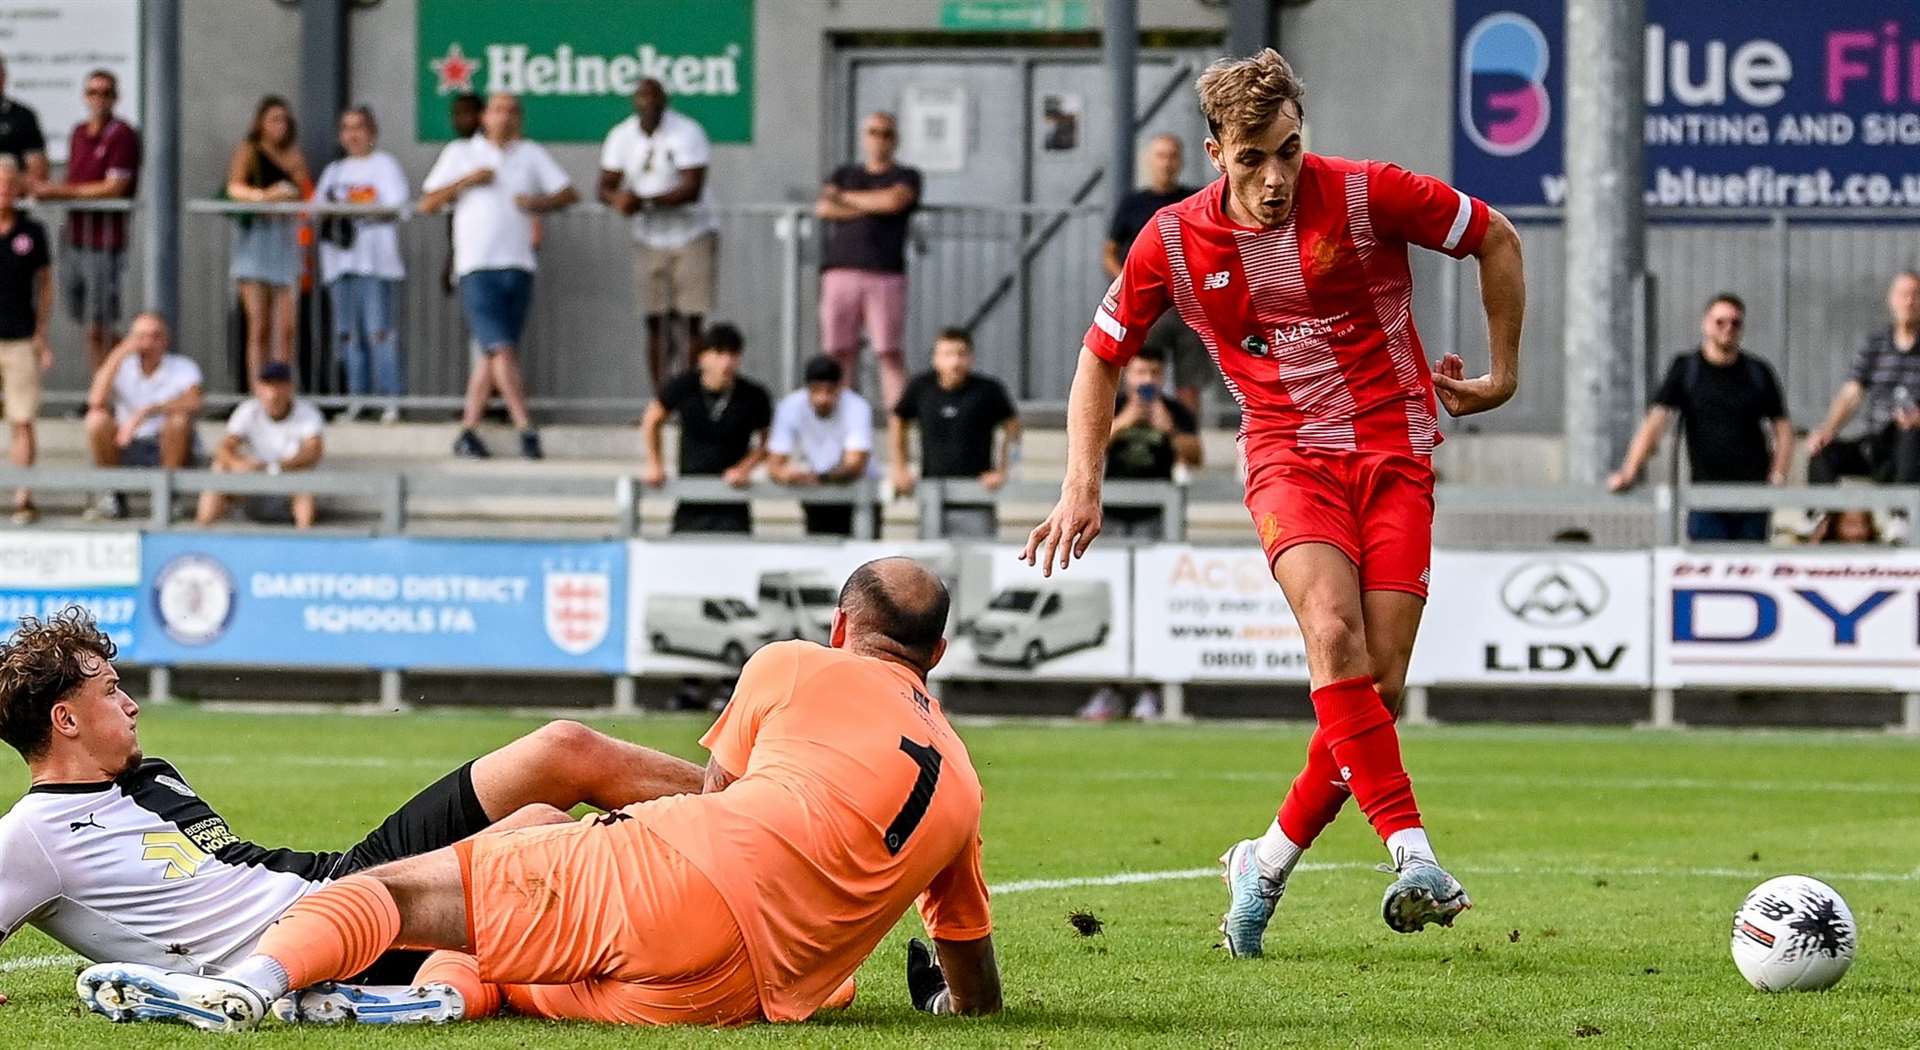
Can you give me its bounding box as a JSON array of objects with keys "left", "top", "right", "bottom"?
[{"left": 1730, "top": 875, "right": 1856, "bottom": 992}]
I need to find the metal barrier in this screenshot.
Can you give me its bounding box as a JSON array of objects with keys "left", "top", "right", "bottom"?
[{"left": 171, "top": 199, "right": 1116, "bottom": 417}]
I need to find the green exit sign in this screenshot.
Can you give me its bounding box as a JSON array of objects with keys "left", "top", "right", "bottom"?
[{"left": 940, "top": 0, "right": 1091, "bottom": 31}]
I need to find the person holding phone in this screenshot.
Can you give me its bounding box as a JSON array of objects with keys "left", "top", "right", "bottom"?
[{"left": 1103, "top": 346, "right": 1200, "bottom": 540}]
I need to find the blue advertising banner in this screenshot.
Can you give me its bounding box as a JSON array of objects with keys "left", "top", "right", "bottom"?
[
  {"left": 135, "top": 535, "right": 625, "bottom": 672},
  {"left": 1455, "top": 2, "right": 1920, "bottom": 207},
  {"left": 0, "top": 532, "right": 140, "bottom": 650}
]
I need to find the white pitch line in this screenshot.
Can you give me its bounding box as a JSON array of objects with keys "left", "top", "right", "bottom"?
[
  {"left": 989, "top": 861, "right": 1920, "bottom": 895},
  {"left": 1008, "top": 769, "right": 1920, "bottom": 796},
  {"left": 0, "top": 953, "right": 80, "bottom": 975}
]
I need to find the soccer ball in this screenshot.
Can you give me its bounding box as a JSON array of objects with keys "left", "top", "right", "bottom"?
[{"left": 1730, "top": 875, "right": 1856, "bottom": 992}]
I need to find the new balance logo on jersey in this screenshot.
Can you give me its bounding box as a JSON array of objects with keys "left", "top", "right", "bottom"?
[
  {"left": 69, "top": 815, "right": 105, "bottom": 833},
  {"left": 1202, "top": 270, "right": 1231, "bottom": 290}
]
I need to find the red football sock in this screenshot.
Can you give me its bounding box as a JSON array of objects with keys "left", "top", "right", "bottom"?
[
  {"left": 1308, "top": 676, "right": 1422, "bottom": 841},
  {"left": 1276, "top": 725, "right": 1350, "bottom": 848}
]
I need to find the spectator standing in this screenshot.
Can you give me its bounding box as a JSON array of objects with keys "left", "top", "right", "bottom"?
[
  {"left": 816, "top": 111, "right": 921, "bottom": 409},
  {"left": 889, "top": 327, "right": 1021, "bottom": 539},
  {"left": 1104, "top": 347, "right": 1200, "bottom": 540},
  {"left": 640, "top": 322, "right": 772, "bottom": 534},
  {"left": 599, "top": 78, "right": 716, "bottom": 392},
  {"left": 768, "top": 355, "right": 874, "bottom": 537},
  {"left": 421, "top": 92, "right": 576, "bottom": 460},
  {"left": 1608, "top": 293, "right": 1791, "bottom": 542},
  {"left": 225, "top": 96, "right": 310, "bottom": 380},
  {"left": 1807, "top": 271, "right": 1920, "bottom": 485},
  {"left": 0, "top": 56, "right": 48, "bottom": 184},
  {"left": 196, "top": 362, "right": 324, "bottom": 529},
  {"left": 439, "top": 93, "right": 482, "bottom": 297},
  {"left": 0, "top": 158, "right": 51, "bottom": 524},
  {"left": 30, "top": 69, "right": 138, "bottom": 371},
  {"left": 1104, "top": 133, "right": 1208, "bottom": 415},
  {"left": 82, "top": 312, "right": 202, "bottom": 520},
  {"left": 314, "top": 105, "right": 408, "bottom": 421}
]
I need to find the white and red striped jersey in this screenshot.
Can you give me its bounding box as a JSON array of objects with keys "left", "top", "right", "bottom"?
[{"left": 1085, "top": 154, "right": 1490, "bottom": 459}]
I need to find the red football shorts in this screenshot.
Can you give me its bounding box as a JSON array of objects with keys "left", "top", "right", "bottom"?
[{"left": 1244, "top": 447, "right": 1435, "bottom": 598}]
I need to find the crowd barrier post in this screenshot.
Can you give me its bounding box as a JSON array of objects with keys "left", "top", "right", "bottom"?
[
  {"left": 379, "top": 669, "right": 408, "bottom": 712},
  {"left": 1898, "top": 693, "right": 1920, "bottom": 736},
  {"left": 147, "top": 666, "right": 172, "bottom": 705},
  {"left": 1401, "top": 685, "right": 1434, "bottom": 727}
]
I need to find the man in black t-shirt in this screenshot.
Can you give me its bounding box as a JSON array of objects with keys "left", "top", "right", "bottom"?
[
  {"left": 816, "top": 111, "right": 922, "bottom": 410},
  {"left": 1608, "top": 293, "right": 1791, "bottom": 542},
  {"left": 1105, "top": 346, "right": 1201, "bottom": 540},
  {"left": 0, "top": 159, "right": 51, "bottom": 524},
  {"left": 890, "top": 327, "right": 1021, "bottom": 539},
  {"left": 1104, "top": 133, "right": 1209, "bottom": 416},
  {"left": 0, "top": 58, "right": 47, "bottom": 184},
  {"left": 640, "top": 322, "right": 773, "bottom": 534}
]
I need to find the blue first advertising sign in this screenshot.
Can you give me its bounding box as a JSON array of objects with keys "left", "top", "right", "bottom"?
[
  {"left": 1455, "top": 2, "right": 1920, "bottom": 207},
  {"left": 136, "top": 536, "right": 625, "bottom": 672}
]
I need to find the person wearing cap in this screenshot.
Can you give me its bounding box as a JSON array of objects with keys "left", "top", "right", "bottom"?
[
  {"left": 639, "top": 321, "right": 773, "bottom": 535},
  {"left": 767, "top": 355, "right": 874, "bottom": 537},
  {"left": 195, "top": 361, "right": 324, "bottom": 529}
]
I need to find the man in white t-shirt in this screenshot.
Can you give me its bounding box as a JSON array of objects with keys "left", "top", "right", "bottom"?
[
  {"left": 421, "top": 92, "right": 577, "bottom": 461},
  {"left": 82, "top": 312, "right": 201, "bottom": 520},
  {"left": 598, "top": 78, "right": 718, "bottom": 393},
  {"left": 767, "top": 355, "right": 874, "bottom": 538},
  {"left": 195, "top": 362, "right": 324, "bottom": 529}
]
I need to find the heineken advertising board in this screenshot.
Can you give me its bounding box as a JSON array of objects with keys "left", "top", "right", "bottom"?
[{"left": 417, "top": 0, "right": 755, "bottom": 143}]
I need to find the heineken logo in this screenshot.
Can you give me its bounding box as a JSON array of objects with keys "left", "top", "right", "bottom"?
[{"left": 428, "top": 41, "right": 743, "bottom": 98}]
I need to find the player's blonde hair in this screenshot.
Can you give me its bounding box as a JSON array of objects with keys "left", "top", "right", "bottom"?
[{"left": 1195, "top": 49, "right": 1305, "bottom": 144}]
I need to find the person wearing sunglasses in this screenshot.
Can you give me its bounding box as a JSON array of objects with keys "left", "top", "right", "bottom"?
[
  {"left": 29, "top": 70, "right": 135, "bottom": 372},
  {"left": 815, "top": 112, "right": 922, "bottom": 411},
  {"left": 1608, "top": 292, "right": 1793, "bottom": 542}
]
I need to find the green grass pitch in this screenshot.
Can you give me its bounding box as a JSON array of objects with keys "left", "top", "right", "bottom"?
[{"left": 2, "top": 709, "right": 1917, "bottom": 1048}]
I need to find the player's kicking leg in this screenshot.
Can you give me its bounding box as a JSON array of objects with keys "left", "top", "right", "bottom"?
[{"left": 1219, "top": 544, "right": 1467, "bottom": 957}]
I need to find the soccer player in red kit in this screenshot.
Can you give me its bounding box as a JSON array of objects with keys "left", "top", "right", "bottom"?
[{"left": 1022, "top": 50, "right": 1525, "bottom": 956}]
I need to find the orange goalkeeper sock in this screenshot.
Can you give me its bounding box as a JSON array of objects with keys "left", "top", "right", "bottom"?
[
  {"left": 414, "top": 951, "right": 501, "bottom": 1019},
  {"left": 252, "top": 875, "right": 402, "bottom": 993}
]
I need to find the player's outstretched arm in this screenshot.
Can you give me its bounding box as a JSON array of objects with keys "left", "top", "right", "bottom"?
[
  {"left": 1021, "top": 347, "right": 1122, "bottom": 577},
  {"left": 1433, "top": 208, "right": 1524, "bottom": 417},
  {"left": 907, "top": 936, "right": 1003, "bottom": 1017}
]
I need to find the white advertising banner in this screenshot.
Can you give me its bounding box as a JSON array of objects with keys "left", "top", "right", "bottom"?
[
  {"left": 626, "top": 541, "right": 954, "bottom": 676},
  {"left": 0, "top": 530, "right": 139, "bottom": 648},
  {"left": 1653, "top": 548, "right": 1920, "bottom": 690},
  {"left": 1131, "top": 545, "right": 1309, "bottom": 682},
  {"left": 0, "top": 0, "right": 142, "bottom": 164},
  {"left": 935, "top": 544, "right": 1133, "bottom": 681},
  {"left": 1409, "top": 550, "right": 1653, "bottom": 687}
]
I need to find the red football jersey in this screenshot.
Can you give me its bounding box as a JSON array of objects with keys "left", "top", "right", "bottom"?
[{"left": 1085, "top": 153, "right": 1490, "bottom": 459}]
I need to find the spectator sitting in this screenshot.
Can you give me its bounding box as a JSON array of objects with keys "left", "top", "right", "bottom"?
[
  {"left": 1104, "top": 133, "right": 1208, "bottom": 416},
  {"left": 1807, "top": 271, "right": 1920, "bottom": 485},
  {"left": 225, "top": 95, "right": 310, "bottom": 382},
  {"left": 195, "top": 362, "right": 324, "bottom": 530},
  {"left": 767, "top": 355, "right": 874, "bottom": 538},
  {"left": 0, "top": 157, "right": 50, "bottom": 524},
  {"left": 83, "top": 312, "right": 202, "bottom": 520},
  {"left": 1104, "top": 346, "right": 1200, "bottom": 540},
  {"left": 816, "top": 111, "right": 921, "bottom": 409},
  {"left": 889, "top": 327, "right": 1021, "bottom": 539},
  {"left": 1607, "top": 293, "right": 1791, "bottom": 542},
  {"left": 29, "top": 68, "right": 138, "bottom": 372},
  {"left": 314, "top": 105, "right": 409, "bottom": 422},
  {"left": 421, "top": 92, "right": 577, "bottom": 460},
  {"left": 640, "top": 321, "right": 772, "bottom": 535},
  {"left": 599, "top": 77, "right": 716, "bottom": 392},
  {"left": 0, "top": 55, "right": 48, "bottom": 184},
  {"left": 1807, "top": 509, "right": 1881, "bottom": 545}
]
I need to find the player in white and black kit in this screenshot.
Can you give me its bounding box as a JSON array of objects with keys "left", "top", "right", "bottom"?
[{"left": 0, "top": 608, "right": 704, "bottom": 1003}]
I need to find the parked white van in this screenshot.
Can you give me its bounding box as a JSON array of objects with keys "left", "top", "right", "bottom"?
[
  {"left": 646, "top": 595, "right": 776, "bottom": 667},
  {"left": 757, "top": 571, "right": 839, "bottom": 643},
  {"left": 968, "top": 579, "right": 1112, "bottom": 667}
]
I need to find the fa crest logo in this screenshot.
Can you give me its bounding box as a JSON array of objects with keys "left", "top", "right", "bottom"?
[
  {"left": 1202, "top": 270, "right": 1231, "bottom": 291},
  {"left": 544, "top": 564, "right": 611, "bottom": 656},
  {"left": 1309, "top": 237, "right": 1341, "bottom": 276},
  {"left": 1257, "top": 512, "right": 1284, "bottom": 549}
]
